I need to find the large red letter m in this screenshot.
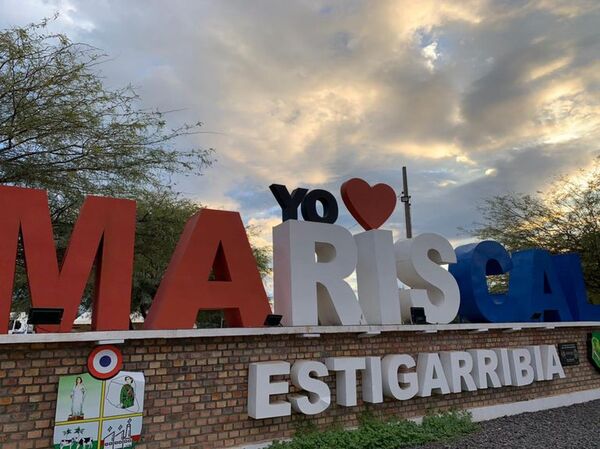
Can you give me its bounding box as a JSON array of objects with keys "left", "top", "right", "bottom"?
[{"left": 0, "top": 186, "right": 136, "bottom": 333}]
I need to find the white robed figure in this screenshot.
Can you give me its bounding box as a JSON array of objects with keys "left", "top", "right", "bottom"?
[{"left": 70, "top": 376, "right": 86, "bottom": 417}]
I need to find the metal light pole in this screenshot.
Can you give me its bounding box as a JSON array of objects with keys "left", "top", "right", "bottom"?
[{"left": 400, "top": 166, "right": 412, "bottom": 239}]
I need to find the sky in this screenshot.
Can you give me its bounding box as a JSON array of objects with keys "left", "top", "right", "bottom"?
[{"left": 1, "top": 0, "right": 599, "bottom": 252}]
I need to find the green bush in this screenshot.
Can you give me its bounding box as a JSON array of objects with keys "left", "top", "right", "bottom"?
[{"left": 267, "top": 410, "right": 477, "bottom": 449}]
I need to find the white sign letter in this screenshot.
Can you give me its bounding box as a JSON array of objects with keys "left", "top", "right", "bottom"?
[
  {"left": 541, "top": 345, "right": 566, "bottom": 380},
  {"left": 382, "top": 354, "right": 419, "bottom": 400},
  {"left": 494, "top": 348, "right": 513, "bottom": 386},
  {"left": 273, "top": 220, "right": 365, "bottom": 326},
  {"left": 527, "top": 346, "right": 545, "bottom": 381},
  {"left": 417, "top": 353, "right": 450, "bottom": 396},
  {"left": 248, "top": 362, "right": 291, "bottom": 419},
  {"left": 355, "top": 230, "right": 401, "bottom": 324},
  {"left": 363, "top": 356, "right": 384, "bottom": 404},
  {"left": 509, "top": 348, "right": 535, "bottom": 387},
  {"left": 325, "top": 357, "right": 366, "bottom": 406},
  {"left": 395, "top": 233, "right": 460, "bottom": 324},
  {"left": 290, "top": 360, "right": 331, "bottom": 415}
]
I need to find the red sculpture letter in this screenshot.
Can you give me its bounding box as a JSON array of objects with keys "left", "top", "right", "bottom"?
[
  {"left": 0, "top": 186, "right": 136, "bottom": 333},
  {"left": 144, "top": 209, "right": 271, "bottom": 329}
]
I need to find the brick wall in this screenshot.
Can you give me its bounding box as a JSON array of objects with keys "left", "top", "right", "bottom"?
[{"left": 1, "top": 327, "right": 599, "bottom": 449}]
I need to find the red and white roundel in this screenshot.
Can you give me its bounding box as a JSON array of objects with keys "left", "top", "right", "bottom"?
[{"left": 87, "top": 345, "right": 123, "bottom": 380}]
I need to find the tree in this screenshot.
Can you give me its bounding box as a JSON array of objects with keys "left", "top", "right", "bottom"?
[
  {"left": 131, "top": 188, "right": 201, "bottom": 317},
  {"left": 469, "top": 158, "right": 600, "bottom": 303},
  {"left": 1, "top": 20, "right": 271, "bottom": 320},
  {"left": 0, "top": 19, "right": 211, "bottom": 197}
]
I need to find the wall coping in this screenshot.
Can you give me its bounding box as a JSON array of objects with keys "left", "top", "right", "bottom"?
[{"left": 1, "top": 321, "right": 600, "bottom": 345}]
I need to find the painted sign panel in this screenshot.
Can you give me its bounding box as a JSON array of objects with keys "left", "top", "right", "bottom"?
[
  {"left": 589, "top": 332, "right": 600, "bottom": 372},
  {"left": 557, "top": 342, "right": 579, "bottom": 366},
  {"left": 54, "top": 421, "right": 99, "bottom": 449},
  {"left": 53, "top": 372, "right": 144, "bottom": 449}
]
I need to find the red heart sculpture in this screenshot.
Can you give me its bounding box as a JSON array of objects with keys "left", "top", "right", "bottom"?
[{"left": 341, "top": 178, "right": 397, "bottom": 230}]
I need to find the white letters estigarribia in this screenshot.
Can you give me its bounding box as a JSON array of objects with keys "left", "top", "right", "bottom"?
[{"left": 247, "top": 345, "right": 565, "bottom": 419}]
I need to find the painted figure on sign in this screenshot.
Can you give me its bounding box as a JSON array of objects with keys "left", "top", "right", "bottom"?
[
  {"left": 78, "top": 437, "right": 93, "bottom": 449},
  {"left": 591, "top": 333, "right": 600, "bottom": 370},
  {"left": 70, "top": 377, "right": 86, "bottom": 419},
  {"left": 120, "top": 376, "right": 135, "bottom": 409}
]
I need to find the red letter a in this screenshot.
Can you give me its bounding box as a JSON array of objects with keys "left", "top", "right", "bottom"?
[
  {"left": 0, "top": 186, "right": 136, "bottom": 333},
  {"left": 144, "top": 209, "right": 271, "bottom": 329}
]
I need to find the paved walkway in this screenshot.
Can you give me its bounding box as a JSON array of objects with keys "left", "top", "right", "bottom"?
[{"left": 412, "top": 399, "right": 600, "bottom": 448}]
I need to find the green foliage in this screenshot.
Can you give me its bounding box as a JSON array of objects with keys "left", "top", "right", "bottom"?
[
  {"left": 1, "top": 19, "right": 271, "bottom": 317},
  {"left": 469, "top": 158, "right": 600, "bottom": 303},
  {"left": 267, "top": 411, "right": 477, "bottom": 449},
  {"left": 0, "top": 18, "right": 212, "bottom": 198},
  {"left": 131, "top": 188, "right": 201, "bottom": 316}
]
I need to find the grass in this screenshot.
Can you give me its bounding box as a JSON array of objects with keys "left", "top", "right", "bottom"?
[{"left": 266, "top": 410, "right": 478, "bottom": 449}]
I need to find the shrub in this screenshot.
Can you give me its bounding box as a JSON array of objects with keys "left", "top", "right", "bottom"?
[{"left": 267, "top": 410, "right": 477, "bottom": 449}]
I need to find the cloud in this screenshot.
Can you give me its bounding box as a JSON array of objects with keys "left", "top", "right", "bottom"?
[
  {"left": 415, "top": 143, "right": 598, "bottom": 241},
  {"left": 1, "top": 0, "right": 600, "bottom": 251}
]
